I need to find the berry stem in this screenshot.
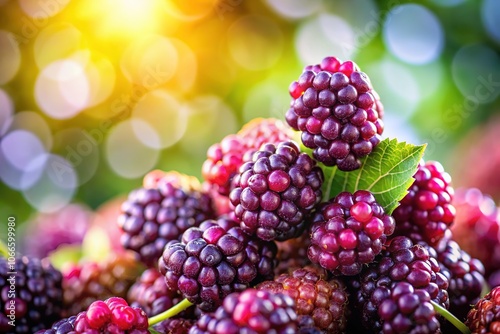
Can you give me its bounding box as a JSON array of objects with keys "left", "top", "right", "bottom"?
[
  {"left": 430, "top": 301, "right": 471, "bottom": 334},
  {"left": 147, "top": 298, "right": 193, "bottom": 327},
  {"left": 0, "top": 239, "right": 9, "bottom": 258}
]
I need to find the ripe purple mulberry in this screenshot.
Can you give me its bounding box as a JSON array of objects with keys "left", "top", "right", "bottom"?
[
  {"left": 158, "top": 218, "right": 277, "bottom": 312},
  {"left": 352, "top": 236, "right": 449, "bottom": 333},
  {"left": 308, "top": 190, "right": 395, "bottom": 276},
  {"left": 230, "top": 141, "right": 323, "bottom": 241},
  {"left": 155, "top": 318, "right": 195, "bottom": 334},
  {"left": 285, "top": 56, "right": 384, "bottom": 171},
  {"left": 35, "top": 316, "right": 77, "bottom": 334},
  {"left": 0, "top": 256, "right": 63, "bottom": 333},
  {"left": 432, "top": 237, "right": 485, "bottom": 322},
  {"left": 119, "top": 172, "right": 215, "bottom": 267},
  {"left": 188, "top": 289, "right": 298, "bottom": 334},
  {"left": 393, "top": 161, "right": 455, "bottom": 246}
]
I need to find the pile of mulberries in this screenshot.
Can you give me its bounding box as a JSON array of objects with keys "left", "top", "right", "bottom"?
[{"left": 24, "top": 55, "right": 499, "bottom": 334}]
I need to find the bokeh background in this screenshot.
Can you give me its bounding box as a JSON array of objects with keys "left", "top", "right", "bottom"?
[{"left": 1, "top": 0, "right": 500, "bottom": 241}]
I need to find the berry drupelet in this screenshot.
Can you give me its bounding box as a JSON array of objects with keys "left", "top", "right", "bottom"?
[
  {"left": 392, "top": 161, "right": 456, "bottom": 246},
  {"left": 352, "top": 236, "right": 449, "bottom": 333},
  {"left": 257, "top": 267, "right": 348, "bottom": 333},
  {"left": 466, "top": 286, "right": 500, "bottom": 334},
  {"left": 285, "top": 56, "right": 384, "bottom": 171},
  {"left": 188, "top": 289, "right": 298, "bottom": 334},
  {"left": 62, "top": 252, "right": 144, "bottom": 316},
  {"left": 0, "top": 256, "right": 63, "bottom": 333},
  {"left": 158, "top": 218, "right": 277, "bottom": 312},
  {"left": 230, "top": 141, "right": 323, "bottom": 241},
  {"left": 119, "top": 171, "right": 215, "bottom": 267},
  {"left": 308, "top": 190, "right": 395, "bottom": 276},
  {"left": 202, "top": 118, "right": 294, "bottom": 196}
]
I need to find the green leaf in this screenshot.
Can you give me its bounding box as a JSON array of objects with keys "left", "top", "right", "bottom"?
[{"left": 321, "top": 138, "right": 426, "bottom": 214}]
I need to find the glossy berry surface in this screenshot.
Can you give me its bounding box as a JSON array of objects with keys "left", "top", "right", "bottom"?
[
  {"left": 230, "top": 141, "right": 323, "bottom": 241},
  {"left": 72, "top": 297, "right": 148, "bottom": 333},
  {"left": 466, "top": 286, "right": 500, "bottom": 334},
  {"left": 154, "top": 318, "right": 195, "bottom": 334},
  {"left": 188, "top": 289, "right": 298, "bottom": 334},
  {"left": 393, "top": 161, "right": 455, "bottom": 246},
  {"left": 62, "top": 252, "right": 144, "bottom": 316},
  {"left": 119, "top": 173, "right": 215, "bottom": 267},
  {"left": 0, "top": 256, "right": 63, "bottom": 333},
  {"left": 308, "top": 190, "right": 395, "bottom": 276},
  {"left": 257, "top": 267, "right": 348, "bottom": 333},
  {"left": 431, "top": 238, "right": 485, "bottom": 322},
  {"left": 202, "top": 118, "right": 293, "bottom": 196},
  {"left": 451, "top": 187, "right": 500, "bottom": 276},
  {"left": 351, "top": 236, "right": 448, "bottom": 333},
  {"left": 158, "top": 218, "right": 277, "bottom": 312},
  {"left": 35, "top": 316, "right": 77, "bottom": 334},
  {"left": 378, "top": 282, "right": 440, "bottom": 334},
  {"left": 285, "top": 56, "right": 384, "bottom": 171}
]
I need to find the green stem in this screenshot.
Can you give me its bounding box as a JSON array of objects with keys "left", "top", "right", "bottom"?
[
  {"left": 431, "top": 301, "right": 471, "bottom": 334},
  {"left": 0, "top": 239, "right": 9, "bottom": 258},
  {"left": 148, "top": 298, "right": 194, "bottom": 327}
]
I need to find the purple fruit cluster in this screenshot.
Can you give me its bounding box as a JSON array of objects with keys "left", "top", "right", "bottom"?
[
  {"left": 308, "top": 190, "right": 395, "bottom": 276},
  {"left": 1, "top": 257, "right": 63, "bottom": 333},
  {"left": 378, "top": 282, "right": 440, "bottom": 334},
  {"left": 230, "top": 141, "right": 323, "bottom": 241},
  {"left": 286, "top": 56, "right": 384, "bottom": 171},
  {"left": 189, "top": 289, "right": 298, "bottom": 334},
  {"left": 119, "top": 179, "right": 215, "bottom": 267},
  {"left": 432, "top": 238, "right": 485, "bottom": 321},
  {"left": 351, "top": 236, "right": 449, "bottom": 333},
  {"left": 158, "top": 218, "right": 277, "bottom": 311}
]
